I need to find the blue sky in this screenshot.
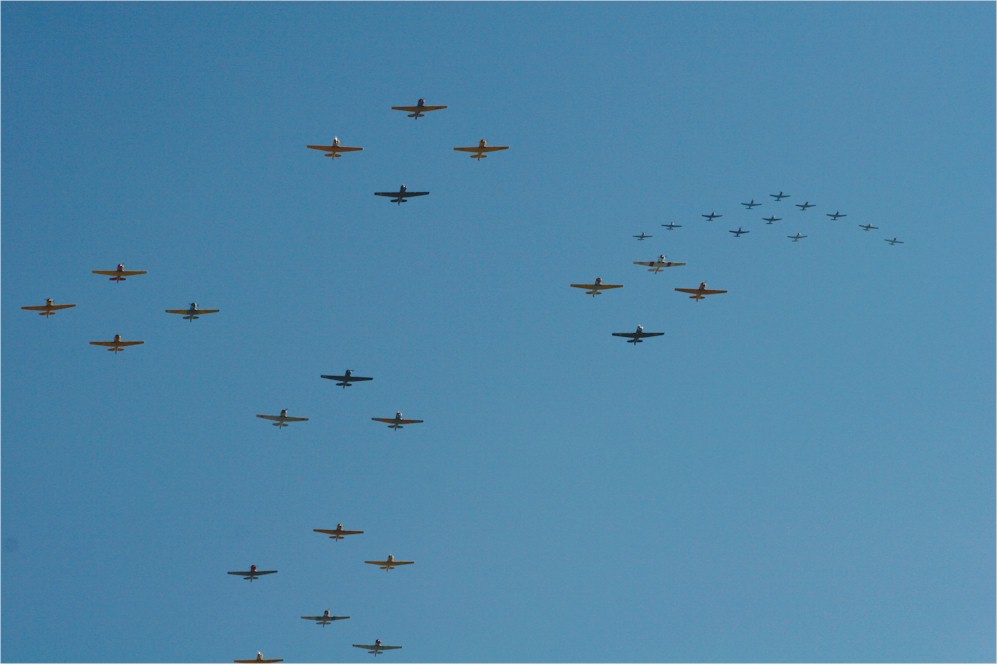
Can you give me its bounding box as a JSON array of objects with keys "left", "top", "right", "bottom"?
[{"left": 2, "top": 2, "right": 995, "bottom": 663}]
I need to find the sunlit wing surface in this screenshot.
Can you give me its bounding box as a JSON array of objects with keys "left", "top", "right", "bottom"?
[
  {"left": 92, "top": 269, "right": 147, "bottom": 277},
  {"left": 256, "top": 414, "right": 308, "bottom": 423},
  {"left": 675, "top": 287, "right": 727, "bottom": 295},
  {"left": 364, "top": 559, "right": 414, "bottom": 567},
  {"left": 22, "top": 301, "right": 76, "bottom": 316},
  {"left": 313, "top": 527, "right": 365, "bottom": 537},
  {"left": 307, "top": 144, "right": 362, "bottom": 152},
  {"left": 371, "top": 417, "right": 423, "bottom": 425},
  {"left": 570, "top": 283, "right": 623, "bottom": 296},
  {"left": 166, "top": 307, "right": 219, "bottom": 320},
  {"left": 353, "top": 644, "right": 402, "bottom": 653},
  {"left": 392, "top": 105, "right": 446, "bottom": 114},
  {"left": 633, "top": 260, "right": 686, "bottom": 270},
  {"left": 453, "top": 146, "right": 509, "bottom": 153}
]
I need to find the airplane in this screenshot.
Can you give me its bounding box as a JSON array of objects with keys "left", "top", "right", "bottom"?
[
  {"left": 729, "top": 227, "right": 749, "bottom": 237},
  {"left": 353, "top": 640, "right": 402, "bottom": 656},
  {"left": 234, "top": 652, "right": 283, "bottom": 664},
  {"left": 795, "top": 202, "right": 815, "bottom": 211},
  {"left": 611, "top": 325, "right": 664, "bottom": 345},
  {"left": 321, "top": 369, "right": 373, "bottom": 388},
  {"left": 89, "top": 334, "right": 143, "bottom": 352},
  {"left": 570, "top": 277, "right": 623, "bottom": 297},
  {"left": 741, "top": 199, "right": 761, "bottom": 209},
  {"left": 301, "top": 609, "right": 350, "bottom": 626},
  {"left": 92, "top": 263, "right": 146, "bottom": 282},
  {"left": 858, "top": 223, "right": 879, "bottom": 231},
  {"left": 364, "top": 554, "right": 414, "bottom": 571},
  {"left": 306, "top": 137, "right": 363, "bottom": 159},
  {"left": 453, "top": 138, "right": 508, "bottom": 160},
  {"left": 661, "top": 222, "right": 682, "bottom": 231},
  {"left": 674, "top": 282, "right": 727, "bottom": 301},
  {"left": 256, "top": 409, "right": 309, "bottom": 428},
  {"left": 826, "top": 211, "right": 847, "bottom": 220},
  {"left": 22, "top": 298, "right": 76, "bottom": 317},
  {"left": 227, "top": 564, "right": 278, "bottom": 581},
  {"left": 391, "top": 98, "right": 447, "bottom": 119},
  {"left": 313, "top": 523, "right": 365, "bottom": 540},
  {"left": 632, "top": 232, "right": 652, "bottom": 241},
  {"left": 374, "top": 184, "right": 429, "bottom": 205},
  {"left": 762, "top": 215, "right": 781, "bottom": 224},
  {"left": 633, "top": 255, "right": 686, "bottom": 273},
  {"left": 787, "top": 233, "right": 808, "bottom": 242},
  {"left": 371, "top": 411, "right": 423, "bottom": 430},
  {"left": 885, "top": 237, "right": 904, "bottom": 245},
  {"left": 701, "top": 212, "right": 722, "bottom": 221},
  {"left": 770, "top": 191, "right": 790, "bottom": 201},
  {"left": 165, "top": 302, "right": 219, "bottom": 321}
]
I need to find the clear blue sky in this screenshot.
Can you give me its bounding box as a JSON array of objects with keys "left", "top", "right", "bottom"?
[{"left": 2, "top": 2, "right": 994, "bottom": 663}]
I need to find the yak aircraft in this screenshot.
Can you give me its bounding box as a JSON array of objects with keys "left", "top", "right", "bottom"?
[
  {"left": 165, "top": 303, "right": 219, "bottom": 321},
  {"left": 256, "top": 409, "right": 308, "bottom": 428},
  {"left": 371, "top": 411, "right": 423, "bottom": 430},
  {"left": 307, "top": 137, "right": 363, "bottom": 159},
  {"left": 826, "top": 211, "right": 847, "bottom": 220},
  {"left": 314, "top": 524, "right": 365, "bottom": 540},
  {"left": 675, "top": 282, "right": 727, "bottom": 301},
  {"left": 321, "top": 369, "right": 373, "bottom": 388},
  {"left": 729, "top": 227, "right": 749, "bottom": 237},
  {"left": 453, "top": 138, "right": 508, "bottom": 159},
  {"left": 392, "top": 98, "right": 447, "bottom": 118},
  {"left": 301, "top": 610, "right": 350, "bottom": 626},
  {"left": 632, "top": 232, "right": 652, "bottom": 241},
  {"left": 375, "top": 184, "right": 429, "bottom": 205},
  {"left": 89, "top": 334, "right": 143, "bottom": 352},
  {"left": 701, "top": 212, "right": 722, "bottom": 221},
  {"left": 364, "top": 554, "right": 414, "bottom": 571},
  {"left": 353, "top": 640, "right": 402, "bottom": 656},
  {"left": 795, "top": 202, "right": 815, "bottom": 211},
  {"left": 885, "top": 237, "right": 904, "bottom": 245},
  {"left": 762, "top": 215, "right": 781, "bottom": 224},
  {"left": 612, "top": 325, "right": 664, "bottom": 345},
  {"left": 570, "top": 277, "right": 623, "bottom": 297},
  {"left": 22, "top": 298, "right": 76, "bottom": 317},
  {"left": 92, "top": 264, "right": 146, "bottom": 282},
  {"left": 859, "top": 223, "right": 879, "bottom": 231},
  {"left": 787, "top": 233, "right": 808, "bottom": 242},
  {"left": 661, "top": 222, "right": 682, "bottom": 231},
  {"left": 234, "top": 653, "right": 282, "bottom": 663},
  {"left": 741, "top": 199, "right": 761, "bottom": 209},
  {"left": 770, "top": 191, "right": 790, "bottom": 201},
  {"left": 227, "top": 565, "right": 277, "bottom": 581},
  {"left": 633, "top": 255, "right": 686, "bottom": 273}
]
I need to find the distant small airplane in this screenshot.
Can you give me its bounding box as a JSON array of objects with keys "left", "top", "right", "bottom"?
[
  {"left": 306, "top": 137, "right": 363, "bottom": 159},
  {"left": 92, "top": 263, "right": 146, "bottom": 282},
  {"left": 453, "top": 138, "right": 508, "bottom": 160},
  {"left": 371, "top": 411, "right": 423, "bottom": 430},
  {"left": 353, "top": 640, "right": 402, "bottom": 656},
  {"left": 762, "top": 215, "right": 781, "bottom": 224},
  {"left": 885, "top": 237, "right": 904, "bottom": 246},
  {"left": 633, "top": 254, "right": 686, "bottom": 273},
  {"left": 256, "top": 409, "right": 309, "bottom": 428},
  {"left": 391, "top": 98, "right": 447, "bottom": 119},
  {"left": 364, "top": 554, "right": 414, "bottom": 571},
  {"left": 826, "top": 211, "right": 847, "bottom": 220},
  {"left": 770, "top": 191, "right": 790, "bottom": 201},
  {"left": 795, "top": 202, "right": 815, "bottom": 211},
  {"left": 701, "top": 212, "right": 722, "bottom": 221},
  {"left": 661, "top": 222, "right": 682, "bottom": 231},
  {"left": 301, "top": 609, "right": 350, "bottom": 626},
  {"left": 858, "top": 223, "right": 879, "bottom": 231},
  {"left": 674, "top": 282, "right": 727, "bottom": 301},
  {"left": 233, "top": 652, "right": 283, "bottom": 664},
  {"left": 321, "top": 369, "right": 373, "bottom": 388},
  {"left": 22, "top": 298, "right": 76, "bottom": 317},
  {"left": 787, "top": 233, "right": 808, "bottom": 242},
  {"left": 165, "top": 302, "right": 219, "bottom": 321},
  {"left": 89, "top": 334, "right": 143, "bottom": 353},
  {"left": 227, "top": 565, "right": 277, "bottom": 582},
  {"left": 729, "top": 227, "right": 749, "bottom": 237},
  {"left": 375, "top": 184, "right": 429, "bottom": 205},
  {"left": 632, "top": 232, "right": 653, "bottom": 241},
  {"left": 570, "top": 277, "right": 623, "bottom": 297},
  {"left": 314, "top": 523, "right": 365, "bottom": 540},
  {"left": 741, "top": 199, "right": 761, "bottom": 209},
  {"left": 612, "top": 325, "right": 664, "bottom": 345}
]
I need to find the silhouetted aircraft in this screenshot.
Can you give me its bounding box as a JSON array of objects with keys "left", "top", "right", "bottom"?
[
  {"left": 392, "top": 98, "right": 447, "bottom": 119},
  {"left": 674, "top": 282, "right": 727, "bottom": 301},
  {"left": 364, "top": 554, "right": 414, "bottom": 571},
  {"left": 314, "top": 524, "right": 365, "bottom": 540},
  {"left": 729, "top": 227, "right": 749, "bottom": 237},
  {"left": 632, "top": 232, "right": 652, "bottom": 240},
  {"left": 89, "top": 334, "right": 143, "bottom": 353},
  {"left": 256, "top": 409, "right": 308, "bottom": 428},
  {"left": 762, "top": 216, "right": 781, "bottom": 224},
  {"left": 234, "top": 652, "right": 282, "bottom": 663},
  {"left": 787, "top": 233, "right": 807, "bottom": 242},
  {"left": 885, "top": 237, "right": 904, "bottom": 246},
  {"left": 372, "top": 411, "right": 423, "bottom": 430},
  {"left": 22, "top": 298, "right": 76, "bottom": 317},
  {"left": 795, "top": 202, "right": 815, "bottom": 211},
  {"left": 307, "top": 137, "right": 363, "bottom": 159},
  {"left": 570, "top": 277, "right": 623, "bottom": 297},
  {"left": 701, "top": 212, "right": 722, "bottom": 221},
  {"left": 826, "top": 211, "right": 846, "bottom": 220},
  {"left": 227, "top": 565, "right": 277, "bottom": 581},
  {"left": 165, "top": 303, "right": 219, "bottom": 321},
  {"left": 301, "top": 609, "right": 350, "bottom": 626},
  {"left": 92, "top": 263, "right": 146, "bottom": 282},
  {"left": 770, "top": 191, "right": 790, "bottom": 201},
  {"left": 661, "top": 222, "right": 682, "bottom": 231},
  {"left": 633, "top": 255, "right": 686, "bottom": 273},
  {"left": 353, "top": 640, "right": 401, "bottom": 656},
  {"left": 858, "top": 223, "right": 879, "bottom": 231},
  {"left": 741, "top": 199, "right": 761, "bottom": 209},
  {"left": 321, "top": 369, "right": 373, "bottom": 388},
  {"left": 612, "top": 325, "right": 664, "bottom": 345},
  {"left": 453, "top": 138, "right": 508, "bottom": 160},
  {"left": 375, "top": 184, "right": 429, "bottom": 205}
]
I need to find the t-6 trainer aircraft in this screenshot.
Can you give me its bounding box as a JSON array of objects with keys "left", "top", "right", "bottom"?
[
  {"left": 633, "top": 255, "right": 686, "bottom": 273},
  {"left": 301, "top": 609, "right": 350, "bottom": 626},
  {"left": 353, "top": 640, "right": 402, "bottom": 656},
  {"left": 885, "top": 237, "right": 904, "bottom": 246},
  {"left": 787, "top": 233, "right": 808, "bottom": 242},
  {"left": 92, "top": 264, "right": 146, "bottom": 282},
  {"left": 392, "top": 98, "right": 447, "bottom": 118},
  {"left": 306, "top": 136, "right": 363, "bottom": 159},
  {"left": 321, "top": 369, "right": 373, "bottom": 388},
  {"left": 632, "top": 232, "right": 652, "bottom": 241},
  {"left": 741, "top": 199, "right": 761, "bottom": 209},
  {"left": 762, "top": 215, "right": 781, "bottom": 224},
  {"left": 453, "top": 138, "right": 508, "bottom": 160},
  {"left": 675, "top": 282, "right": 727, "bottom": 301},
  {"left": 701, "top": 212, "right": 722, "bottom": 221},
  {"left": 371, "top": 411, "right": 423, "bottom": 430},
  {"left": 612, "top": 325, "right": 664, "bottom": 345},
  {"left": 256, "top": 409, "right": 309, "bottom": 428},
  {"left": 234, "top": 652, "right": 282, "bottom": 663},
  {"left": 165, "top": 303, "right": 219, "bottom": 321},
  {"left": 314, "top": 524, "right": 365, "bottom": 540},
  {"left": 729, "top": 227, "right": 749, "bottom": 237},
  {"left": 795, "top": 201, "right": 815, "bottom": 211},
  {"left": 227, "top": 565, "right": 277, "bottom": 581},
  {"left": 375, "top": 184, "right": 429, "bottom": 205},
  {"left": 570, "top": 277, "right": 623, "bottom": 297},
  {"left": 364, "top": 554, "right": 414, "bottom": 571},
  {"left": 22, "top": 298, "right": 76, "bottom": 317},
  {"left": 858, "top": 223, "right": 879, "bottom": 232},
  {"left": 661, "top": 222, "right": 682, "bottom": 231},
  {"left": 89, "top": 334, "right": 143, "bottom": 352},
  {"left": 826, "top": 211, "right": 847, "bottom": 220},
  {"left": 770, "top": 191, "right": 790, "bottom": 201}
]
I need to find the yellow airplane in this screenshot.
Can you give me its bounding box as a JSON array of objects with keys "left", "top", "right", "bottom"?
[
  {"left": 22, "top": 298, "right": 76, "bottom": 317},
  {"left": 92, "top": 263, "right": 146, "bottom": 282},
  {"left": 371, "top": 411, "right": 423, "bottom": 430},
  {"left": 314, "top": 523, "right": 364, "bottom": 540},
  {"left": 89, "top": 334, "right": 143, "bottom": 352},
  {"left": 165, "top": 303, "right": 219, "bottom": 322},
  {"left": 453, "top": 138, "right": 509, "bottom": 160},
  {"left": 364, "top": 554, "right": 414, "bottom": 571},
  {"left": 353, "top": 640, "right": 402, "bottom": 656},
  {"left": 674, "top": 282, "right": 727, "bottom": 301},
  {"left": 570, "top": 277, "right": 623, "bottom": 297},
  {"left": 234, "top": 652, "right": 282, "bottom": 663},
  {"left": 307, "top": 136, "right": 363, "bottom": 159},
  {"left": 391, "top": 98, "right": 446, "bottom": 119}
]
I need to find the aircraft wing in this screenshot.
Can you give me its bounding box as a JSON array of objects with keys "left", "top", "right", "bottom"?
[
  {"left": 314, "top": 528, "right": 365, "bottom": 535},
  {"left": 307, "top": 144, "right": 362, "bottom": 152},
  {"left": 374, "top": 191, "right": 429, "bottom": 198},
  {"left": 90, "top": 340, "right": 143, "bottom": 347},
  {"left": 92, "top": 269, "right": 146, "bottom": 277},
  {"left": 321, "top": 375, "right": 373, "bottom": 383},
  {"left": 633, "top": 261, "right": 686, "bottom": 268},
  {"left": 234, "top": 660, "right": 283, "bottom": 664},
  {"left": 398, "top": 419, "right": 423, "bottom": 425},
  {"left": 23, "top": 304, "right": 75, "bottom": 311},
  {"left": 353, "top": 644, "right": 402, "bottom": 651},
  {"left": 256, "top": 414, "right": 309, "bottom": 422},
  {"left": 571, "top": 283, "right": 623, "bottom": 290},
  {"left": 392, "top": 105, "right": 446, "bottom": 112},
  {"left": 365, "top": 559, "right": 414, "bottom": 566},
  {"left": 612, "top": 332, "right": 664, "bottom": 339},
  {"left": 675, "top": 287, "right": 727, "bottom": 295},
  {"left": 302, "top": 615, "right": 350, "bottom": 621},
  {"left": 166, "top": 309, "right": 219, "bottom": 315},
  {"left": 227, "top": 570, "right": 277, "bottom": 576},
  {"left": 454, "top": 146, "right": 509, "bottom": 153},
  {"left": 371, "top": 418, "right": 396, "bottom": 424}
]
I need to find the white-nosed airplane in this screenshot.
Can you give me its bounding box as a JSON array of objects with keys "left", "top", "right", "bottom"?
[
  {"left": 770, "top": 191, "right": 790, "bottom": 201},
  {"left": 741, "top": 199, "right": 761, "bottom": 209},
  {"left": 632, "top": 232, "right": 652, "bottom": 240},
  {"left": 612, "top": 325, "right": 664, "bottom": 345},
  {"left": 301, "top": 609, "right": 350, "bottom": 626},
  {"left": 353, "top": 640, "right": 402, "bottom": 656},
  {"left": 787, "top": 233, "right": 807, "bottom": 242},
  {"left": 701, "top": 212, "right": 722, "bottom": 221},
  {"left": 826, "top": 211, "right": 846, "bottom": 220},
  {"left": 89, "top": 334, "right": 143, "bottom": 352},
  {"left": 392, "top": 98, "right": 447, "bottom": 119},
  {"left": 22, "top": 298, "right": 76, "bottom": 317},
  {"left": 858, "top": 223, "right": 878, "bottom": 231},
  {"left": 165, "top": 302, "right": 219, "bottom": 321},
  {"left": 234, "top": 652, "right": 283, "bottom": 664},
  {"left": 371, "top": 411, "right": 423, "bottom": 430},
  {"left": 675, "top": 282, "right": 727, "bottom": 301},
  {"left": 314, "top": 523, "right": 365, "bottom": 540},
  {"left": 453, "top": 138, "right": 508, "bottom": 160},
  {"left": 633, "top": 255, "right": 686, "bottom": 273},
  {"left": 364, "top": 554, "right": 414, "bottom": 571},
  {"left": 256, "top": 409, "right": 309, "bottom": 428},
  {"left": 762, "top": 215, "right": 781, "bottom": 224},
  {"left": 307, "top": 137, "right": 363, "bottom": 159},
  {"left": 570, "top": 277, "right": 623, "bottom": 297},
  {"left": 227, "top": 565, "right": 278, "bottom": 582},
  {"left": 92, "top": 263, "right": 146, "bottom": 282},
  {"left": 885, "top": 237, "right": 904, "bottom": 246},
  {"left": 729, "top": 227, "right": 749, "bottom": 237},
  {"left": 661, "top": 222, "right": 682, "bottom": 230},
  {"left": 374, "top": 184, "right": 429, "bottom": 205},
  {"left": 321, "top": 369, "right": 373, "bottom": 388},
  {"left": 795, "top": 202, "right": 815, "bottom": 211}
]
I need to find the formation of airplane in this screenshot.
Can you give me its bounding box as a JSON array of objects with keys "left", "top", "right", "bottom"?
[
  {"left": 165, "top": 302, "right": 219, "bottom": 321},
  {"left": 675, "top": 282, "right": 727, "bottom": 301},
  {"left": 661, "top": 222, "right": 682, "bottom": 230},
  {"left": 353, "top": 640, "right": 401, "bottom": 656},
  {"left": 729, "top": 227, "right": 749, "bottom": 237},
  {"left": 301, "top": 609, "right": 350, "bottom": 626},
  {"left": 762, "top": 215, "right": 781, "bottom": 224},
  {"left": 227, "top": 565, "right": 278, "bottom": 581},
  {"left": 92, "top": 263, "right": 146, "bottom": 282},
  {"left": 256, "top": 409, "right": 309, "bottom": 428},
  {"left": 632, "top": 232, "right": 652, "bottom": 240},
  {"left": 885, "top": 237, "right": 904, "bottom": 245},
  {"left": 307, "top": 137, "right": 363, "bottom": 159},
  {"left": 364, "top": 554, "right": 414, "bottom": 571},
  {"left": 321, "top": 369, "right": 373, "bottom": 388},
  {"left": 859, "top": 223, "right": 879, "bottom": 231},
  {"left": 787, "top": 233, "right": 808, "bottom": 242},
  {"left": 826, "top": 211, "right": 847, "bottom": 220},
  {"left": 371, "top": 411, "right": 423, "bottom": 430},
  {"left": 21, "top": 298, "right": 76, "bottom": 317},
  {"left": 570, "top": 277, "right": 623, "bottom": 297},
  {"left": 612, "top": 325, "right": 664, "bottom": 345},
  {"left": 633, "top": 254, "right": 685, "bottom": 273},
  {"left": 741, "top": 199, "right": 761, "bottom": 209},
  {"left": 314, "top": 524, "right": 364, "bottom": 540},
  {"left": 795, "top": 201, "right": 815, "bottom": 211},
  {"left": 234, "top": 652, "right": 283, "bottom": 663},
  {"left": 374, "top": 184, "right": 429, "bottom": 205},
  {"left": 391, "top": 98, "right": 447, "bottom": 119},
  {"left": 701, "top": 212, "right": 722, "bottom": 221},
  {"left": 89, "top": 334, "right": 143, "bottom": 352},
  {"left": 770, "top": 191, "right": 790, "bottom": 201},
  {"left": 453, "top": 138, "right": 508, "bottom": 160}
]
